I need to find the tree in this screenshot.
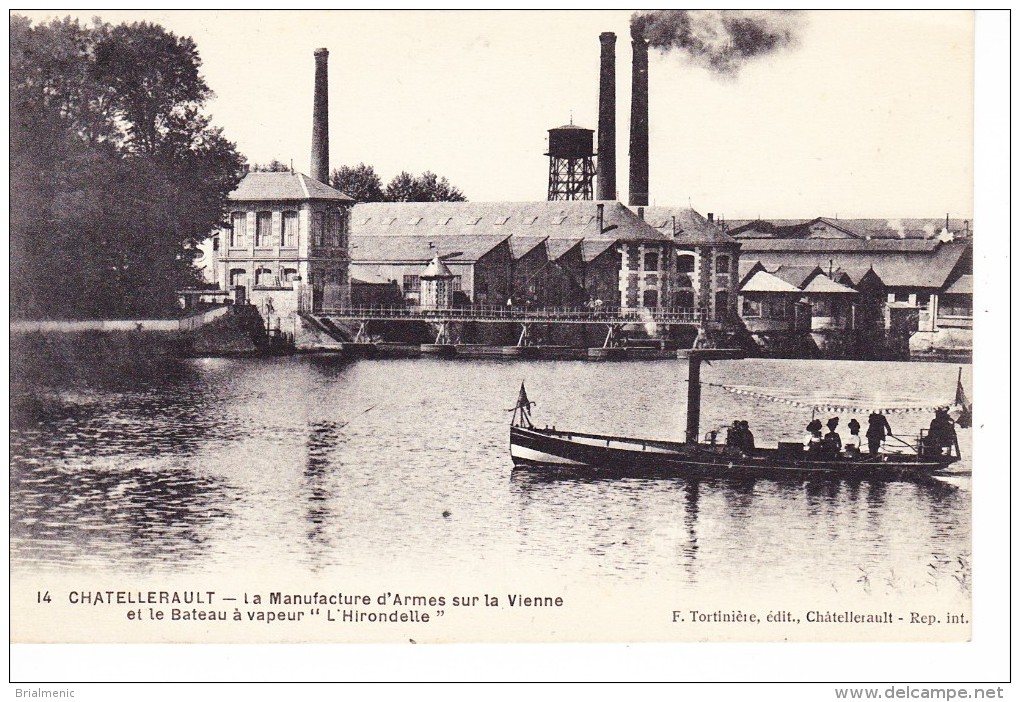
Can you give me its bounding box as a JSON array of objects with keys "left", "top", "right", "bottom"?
[
  {"left": 250, "top": 159, "right": 291, "bottom": 172},
  {"left": 10, "top": 15, "right": 246, "bottom": 319},
  {"left": 92, "top": 21, "right": 211, "bottom": 157},
  {"left": 331, "top": 163, "right": 385, "bottom": 202},
  {"left": 385, "top": 170, "right": 466, "bottom": 202}
]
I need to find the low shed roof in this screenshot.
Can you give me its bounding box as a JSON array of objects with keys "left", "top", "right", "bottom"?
[{"left": 740, "top": 270, "right": 802, "bottom": 294}]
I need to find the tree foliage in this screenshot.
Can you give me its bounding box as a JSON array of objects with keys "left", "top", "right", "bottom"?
[
  {"left": 331, "top": 163, "right": 385, "bottom": 202},
  {"left": 385, "top": 170, "right": 466, "bottom": 203},
  {"left": 330, "top": 163, "right": 466, "bottom": 203},
  {"left": 10, "top": 15, "right": 246, "bottom": 320},
  {"left": 251, "top": 159, "right": 291, "bottom": 172}
]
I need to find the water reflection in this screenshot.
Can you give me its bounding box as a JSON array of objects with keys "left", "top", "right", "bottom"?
[
  {"left": 509, "top": 468, "right": 966, "bottom": 590},
  {"left": 302, "top": 420, "right": 344, "bottom": 570},
  {"left": 10, "top": 460, "right": 232, "bottom": 572}
]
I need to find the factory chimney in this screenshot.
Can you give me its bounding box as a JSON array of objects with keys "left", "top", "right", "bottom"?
[
  {"left": 628, "top": 25, "right": 649, "bottom": 208},
  {"left": 596, "top": 32, "right": 617, "bottom": 201},
  {"left": 310, "top": 48, "right": 330, "bottom": 184}
]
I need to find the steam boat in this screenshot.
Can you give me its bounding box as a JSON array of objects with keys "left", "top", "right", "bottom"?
[{"left": 509, "top": 350, "right": 966, "bottom": 482}]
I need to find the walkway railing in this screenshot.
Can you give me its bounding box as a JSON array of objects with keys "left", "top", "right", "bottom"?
[{"left": 310, "top": 304, "right": 703, "bottom": 325}]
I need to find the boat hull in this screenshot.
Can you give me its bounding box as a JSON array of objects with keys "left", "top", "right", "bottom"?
[{"left": 510, "top": 426, "right": 955, "bottom": 482}]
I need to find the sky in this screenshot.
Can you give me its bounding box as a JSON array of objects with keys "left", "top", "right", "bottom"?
[{"left": 18, "top": 10, "right": 976, "bottom": 218}]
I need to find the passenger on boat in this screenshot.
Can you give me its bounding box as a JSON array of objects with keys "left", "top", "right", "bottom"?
[
  {"left": 725, "top": 421, "right": 742, "bottom": 449},
  {"left": 822, "top": 417, "right": 842, "bottom": 458},
  {"left": 866, "top": 412, "right": 893, "bottom": 456},
  {"left": 739, "top": 420, "right": 755, "bottom": 453},
  {"left": 845, "top": 418, "right": 862, "bottom": 457},
  {"left": 804, "top": 419, "right": 823, "bottom": 455},
  {"left": 924, "top": 407, "right": 956, "bottom": 456}
]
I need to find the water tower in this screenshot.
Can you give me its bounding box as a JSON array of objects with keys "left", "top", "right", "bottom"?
[{"left": 546, "top": 122, "right": 596, "bottom": 201}]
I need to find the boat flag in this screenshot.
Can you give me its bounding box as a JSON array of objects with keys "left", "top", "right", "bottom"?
[
  {"left": 510, "top": 382, "right": 535, "bottom": 427},
  {"left": 952, "top": 367, "right": 972, "bottom": 428}
]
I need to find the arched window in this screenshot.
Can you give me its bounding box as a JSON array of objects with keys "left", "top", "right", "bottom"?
[
  {"left": 230, "top": 213, "right": 246, "bottom": 248},
  {"left": 282, "top": 211, "right": 298, "bottom": 247},
  {"left": 255, "top": 267, "right": 273, "bottom": 287},
  {"left": 677, "top": 253, "right": 695, "bottom": 274},
  {"left": 282, "top": 268, "right": 298, "bottom": 284},
  {"left": 229, "top": 268, "right": 247, "bottom": 288}
]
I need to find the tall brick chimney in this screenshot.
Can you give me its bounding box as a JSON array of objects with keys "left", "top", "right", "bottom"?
[
  {"left": 310, "top": 48, "right": 330, "bottom": 184},
  {"left": 596, "top": 32, "right": 617, "bottom": 201},
  {"left": 628, "top": 26, "right": 649, "bottom": 207}
]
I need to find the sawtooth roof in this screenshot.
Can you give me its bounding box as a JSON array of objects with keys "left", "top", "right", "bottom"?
[
  {"left": 229, "top": 172, "right": 354, "bottom": 202},
  {"left": 509, "top": 236, "right": 549, "bottom": 260},
  {"left": 546, "top": 237, "right": 583, "bottom": 260}
]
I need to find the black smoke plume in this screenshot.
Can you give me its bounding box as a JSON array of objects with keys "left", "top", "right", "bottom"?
[{"left": 632, "top": 10, "right": 802, "bottom": 75}]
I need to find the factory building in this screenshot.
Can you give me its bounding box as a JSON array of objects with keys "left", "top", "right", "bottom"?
[{"left": 348, "top": 200, "right": 677, "bottom": 311}]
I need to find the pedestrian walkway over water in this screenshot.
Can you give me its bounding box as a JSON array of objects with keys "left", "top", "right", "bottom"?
[{"left": 311, "top": 305, "right": 703, "bottom": 325}]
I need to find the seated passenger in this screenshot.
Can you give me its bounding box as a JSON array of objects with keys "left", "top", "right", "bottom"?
[
  {"left": 725, "top": 421, "right": 742, "bottom": 450},
  {"left": 739, "top": 420, "right": 755, "bottom": 454},
  {"left": 926, "top": 407, "right": 956, "bottom": 456},
  {"left": 804, "top": 419, "right": 822, "bottom": 450},
  {"left": 822, "top": 417, "right": 842, "bottom": 459},
  {"left": 844, "top": 418, "right": 862, "bottom": 457}
]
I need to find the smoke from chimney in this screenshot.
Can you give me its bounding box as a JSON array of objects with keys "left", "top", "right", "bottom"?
[
  {"left": 631, "top": 10, "right": 801, "bottom": 76},
  {"left": 597, "top": 32, "right": 617, "bottom": 201},
  {"left": 628, "top": 24, "right": 649, "bottom": 208},
  {"left": 310, "top": 48, "right": 330, "bottom": 183}
]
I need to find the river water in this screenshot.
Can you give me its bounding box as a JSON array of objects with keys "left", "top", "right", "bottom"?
[{"left": 10, "top": 355, "right": 971, "bottom": 597}]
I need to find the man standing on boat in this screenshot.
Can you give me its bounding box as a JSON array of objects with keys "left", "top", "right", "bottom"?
[{"left": 866, "top": 412, "right": 893, "bottom": 457}]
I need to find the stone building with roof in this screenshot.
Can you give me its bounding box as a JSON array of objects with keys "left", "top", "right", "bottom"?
[{"left": 208, "top": 171, "right": 354, "bottom": 333}]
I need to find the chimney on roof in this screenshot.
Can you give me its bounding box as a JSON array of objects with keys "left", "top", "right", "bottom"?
[
  {"left": 596, "top": 203, "right": 605, "bottom": 234},
  {"left": 310, "top": 48, "right": 330, "bottom": 184},
  {"left": 596, "top": 32, "right": 617, "bottom": 201},
  {"left": 708, "top": 213, "right": 714, "bottom": 223},
  {"left": 637, "top": 206, "right": 644, "bottom": 221},
  {"left": 628, "top": 25, "right": 649, "bottom": 208}
]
